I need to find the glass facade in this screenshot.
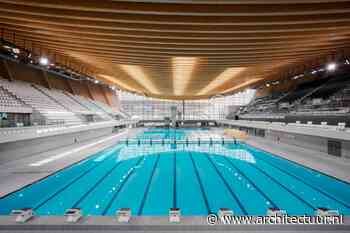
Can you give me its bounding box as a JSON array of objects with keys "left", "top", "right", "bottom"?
[{"left": 119, "top": 89, "right": 255, "bottom": 120}]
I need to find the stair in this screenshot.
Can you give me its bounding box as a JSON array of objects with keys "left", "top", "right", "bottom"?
[{"left": 32, "top": 85, "right": 85, "bottom": 124}]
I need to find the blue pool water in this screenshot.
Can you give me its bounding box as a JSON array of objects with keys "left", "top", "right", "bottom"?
[
  {"left": 136, "top": 128, "right": 186, "bottom": 140},
  {"left": 1, "top": 128, "right": 350, "bottom": 216}
]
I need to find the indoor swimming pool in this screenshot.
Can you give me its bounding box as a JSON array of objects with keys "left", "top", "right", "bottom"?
[{"left": 1, "top": 129, "right": 350, "bottom": 216}]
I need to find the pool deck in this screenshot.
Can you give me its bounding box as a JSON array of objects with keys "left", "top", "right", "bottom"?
[
  {"left": 1, "top": 127, "right": 350, "bottom": 232},
  {"left": 244, "top": 136, "right": 350, "bottom": 183},
  {"left": 0, "top": 128, "right": 142, "bottom": 198},
  {"left": 0, "top": 215, "right": 349, "bottom": 232}
]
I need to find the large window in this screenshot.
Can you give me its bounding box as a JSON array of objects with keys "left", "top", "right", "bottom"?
[{"left": 119, "top": 89, "right": 255, "bottom": 120}]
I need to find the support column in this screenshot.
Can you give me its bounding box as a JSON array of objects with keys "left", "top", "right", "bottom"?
[
  {"left": 101, "top": 86, "right": 112, "bottom": 106},
  {"left": 85, "top": 81, "right": 94, "bottom": 100},
  {"left": 182, "top": 100, "right": 185, "bottom": 120},
  {"left": 66, "top": 79, "right": 75, "bottom": 94},
  {"left": 42, "top": 70, "right": 51, "bottom": 89}
]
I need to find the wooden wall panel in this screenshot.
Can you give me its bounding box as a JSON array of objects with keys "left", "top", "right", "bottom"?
[
  {"left": 87, "top": 83, "right": 108, "bottom": 104},
  {"left": 6, "top": 61, "right": 46, "bottom": 86},
  {"left": 67, "top": 79, "right": 91, "bottom": 99},
  {"left": 0, "top": 60, "right": 11, "bottom": 80},
  {"left": 47, "top": 73, "right": 71, "bottom": 92},
  {"left": 0, "top": 58, "right": 118, "bottom": 107},
  {"left": 102, "top": 86, "right": 120, "bottom": 109}
]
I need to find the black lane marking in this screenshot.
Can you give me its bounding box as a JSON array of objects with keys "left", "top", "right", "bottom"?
[
  {"left": 205, "top": 154, "right": 248, "bottom": 215},
  {"left": 33, "top": 156, "right": 113, "bottom": 210},
  {"left": 249, "top": 163, "right": 316, "bottom": 211},
  {"left": 101, "top": 156, "right": 144, "bottom": 215},
  {"left": 189, "top": 152, "right": 211, "bottom": 214},
  {"left": 173, "top": 152, "right": 177, "bottom": 208},
  {"left": 0, "top": 144, "right": 119, "bottom": 200},
  {"left": 138, "top": 154, "right": 161, "bottom": 215},
  {"left": 255, "top": 154, "right": 350, "bottom": 209},
  {"left": 243, "top": 142, "right": 350, "bottom": 186},
  {"left": 72, "top": 162, "right": 122, "bottom": 208},
  {"left": 223, "top": 156, "right": 278, "bottom": 209}
]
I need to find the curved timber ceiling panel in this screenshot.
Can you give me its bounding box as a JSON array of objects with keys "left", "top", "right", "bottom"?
[{"left": 1, "top": 0, "right": 350, "bottom": 99}]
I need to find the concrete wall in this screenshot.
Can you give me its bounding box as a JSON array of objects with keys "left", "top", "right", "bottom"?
[
  {"left": 0, "top": 127, "right": 114, "bottom": 164},
  {"left": 343, "top": 142, "right": 350, "bottom": 159},
  {"left": 239, "top": 115, "right": 350, "bottom": 127}
]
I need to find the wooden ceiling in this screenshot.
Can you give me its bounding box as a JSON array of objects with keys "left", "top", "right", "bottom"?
[{"left": 1, "top": 0, "right": 350, "bottom": 99}]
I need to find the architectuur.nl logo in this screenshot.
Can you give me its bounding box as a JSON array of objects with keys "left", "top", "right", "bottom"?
[{"left": 206, "top": 214, "right": 344, "bottom": 225}]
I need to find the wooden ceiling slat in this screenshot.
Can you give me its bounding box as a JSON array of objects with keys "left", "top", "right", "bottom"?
[
  {"left": 1, "top": 0, "right": 350, "bottom": 15},
  {"left": 47, "top": 48, "right": 324, "bottom": 63},
  {"left": 9, "top": 31, "right": 350, "bottom": 50},
  {"left": 1, "top": 4, "right": 350, "bottom": 25},
  {"left": 19, "top": 38, "right": 349, "bottom": 56},
  {"left": 1, "top": 0, "right": 349, "bottom": 99},
  {"left": 1, "top": 14, "right": 350, "bottom": 33},
  {"left": 3, "top": 22, "right": 350, "bottom": 40},
  {"left": 37, "top": 49, "right": 345, "bottom": 69}
]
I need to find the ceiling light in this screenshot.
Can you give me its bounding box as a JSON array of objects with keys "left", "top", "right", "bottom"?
[
  {"left": 119, "top": 65, "right": 159, "bottom": 94},
  {"left": 98, "top": 74, "right": 138, "bottom": 92},
  {"left": 292, "top": 74, "right": 304, "bottom": 80},
  {"left": 12, "top": 48, "right": 20, "bottom": 54},
  {"left": 222, "top": 78, "right": 262, "bottom": 94},
  {"left": 94, "top": 79, "right": 99, "bottom": 84},
  {"left": 326, "top": 63, "right": 337, "bottom": 71},
  {"left": 172, "top": 57, "right": 197, "bottom": 96},
  {"left": 197, "top": 67, "right": 246, "bottom": 95},
  {"left": 39, "top": 57, "right": 49, "bottom": 66}
]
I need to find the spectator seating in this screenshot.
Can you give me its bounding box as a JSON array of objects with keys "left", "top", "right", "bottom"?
[
  {"left": 237, "top": 73, "right": 350, "bottom": 120},
  {"left": 0, "top": 86, "right": 32, "bottom": 113},
  {"left": 34, "top": 85, "right": 92, "bottom": 114},
  {"left": 0, "top": 79, "right": 83, "bottom": 125},
  {"left": 66, "top": 93, "right": 113, "bottom": 121}
]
